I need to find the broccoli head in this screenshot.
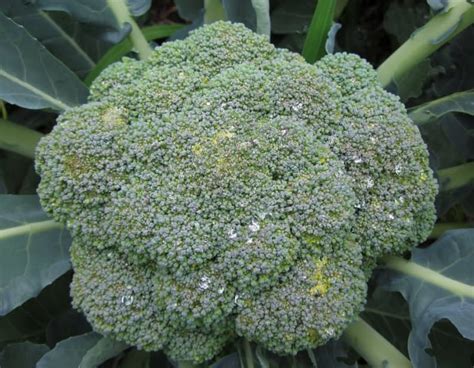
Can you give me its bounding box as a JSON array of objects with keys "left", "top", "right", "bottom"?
[{"left": 35, "top": 21, "right": 437, "bottom": 363}]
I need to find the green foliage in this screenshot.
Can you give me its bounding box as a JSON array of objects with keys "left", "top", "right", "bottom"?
[
  {"left": 0, "top": 195, "right": 71, "bottom": 315},
  {"left": 36, "top": 332, "right": 102, "bottom": 368},
  {"left": 382, "top": 230, "right": 474, "bottom": 368},
  {"left": 0, "top": 0, "right": 473, "bottom": 367},
  {"left": 0, "top": 341, "right": 49, "bottom": 368},
  {"left": 0, "top": 12, "right": 88, "bottom": 111},
  {"left": 0, "top": 0, "right": 111, "bottom": 78}
]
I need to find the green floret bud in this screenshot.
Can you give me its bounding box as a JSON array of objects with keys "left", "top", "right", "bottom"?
[
  {"left": 164, "top": 322, "right": 235, "bottom": 364},
  {"left": 235, "top": 241, "right": 367, "bottom": 354},
  {"left": 334, "top": 85, "right": 437, "bottom": 263},
  {"left": 317, "top": 52, "right": 379, "bottom": 96},
  {"left": 155, "top": 265, "right": 236, "bottom": 330},
  {"left": 36, "top": 21, "right": 438, "bottom": 363},
  {"left": 70, "top": 242, "right": 168, "bottom": 351}
]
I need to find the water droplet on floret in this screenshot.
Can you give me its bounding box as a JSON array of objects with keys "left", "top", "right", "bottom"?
[
  {"left": 121, "top": 295, "right": 134, "bottom": 306},
  {"left": 249, "top": 220, "right": 260, "bottom": 232},
  {"left": 228, "top": 229, "right": 237, "bottom": 240},
  {"left": 199, "top": 275, "right": 211, "bottom": 290}
]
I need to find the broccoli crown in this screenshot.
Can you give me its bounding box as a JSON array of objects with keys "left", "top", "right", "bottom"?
[{"left": 36, "top": 21, "right": 437, "bottom": 363}]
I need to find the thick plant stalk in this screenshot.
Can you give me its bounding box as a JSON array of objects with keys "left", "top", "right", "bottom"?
[
  {"left": 382, "top": 256, "right": 474, "bottom": 298},
  {"left": 243, "top": 339, "right": 255, "bottom": 368},
  {"left": 250, "top": 0, "right": 271, "bottom": 38},
  {"left": 342, "top": 319, "right": 412, "bottom": 368},
  {"left": 204, "top": 0, "right": 226, "bottom": 24},
  {"left": 377, "top": 0, "right": 474, "bottom": 87},
  {"left": 0, "top": 118, "right": 44, "bottom": 159},
  {"left": 107, "top": 0, "right": 152, "bottom": 60}
]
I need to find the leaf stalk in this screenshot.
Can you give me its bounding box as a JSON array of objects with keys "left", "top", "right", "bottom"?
[
  {"left": 342, "top": 319, "right": 412, "bottom": 368},
  {"left": 0, "top": 119, "right": 44, "bottom": 159},
  {"left": 107, "top": 0, "right": 152, "bottom": 60},
  {"left": 382, "top": 256, "right": 474, "bottom": 299},
  {"left": 377, "top": 0, "right": 474, "bottom": 87}
]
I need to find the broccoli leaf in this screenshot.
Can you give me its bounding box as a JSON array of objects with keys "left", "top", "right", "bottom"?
[
  {"left": 409, "top": 90, "right": 474, "bottom": 125},
  {"left": 35, "top": 0, "right": 151, "bottom": 30},
  {"left": 36, "top": 332, "right": 102, "bottom": 368},
  {"left": 0, "top": 12, "right": 88, "bottom": 111},
  {"left": 45, "top": 310, "right": 91, "bottom": 348},
  {"left": 0, "top": 273, "right": 72, "bottom": 349},
  {"left": 78, "top": 337, "right": 128, "bottom": 368},
  {"left": 0, "top": 1, "right": 111, "bottom": 78},
  {"left": 222, "top": 0, "right": 257, "bottom": 31},
  {"left": 0, "top": 195, "right": 71, "bottom": 315},
  {"left": 174, "top": 0, "right": 204, "bottom": 21},
  {"left": 380, "top": 229, "right": 474, "bottom": 368},
  {"left": 0, "top": 341, "right": 49, "bottom": 368},
  {"left": 211, "top": 352, "right": 241, "bottom": 368}
]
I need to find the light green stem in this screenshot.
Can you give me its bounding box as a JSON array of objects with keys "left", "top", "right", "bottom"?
[
  {"left": 0, "top": 220, "right": 61, "bottom": 240},
  {"left": 383, "top": 256, "right": 474, "bottom": 298},
  {"left": 430, "top": 222, "right": 473, "bottom": 238},
  {"left": 204, "top": 0, "right": 226, "bottom": 24},
  {"left": 243, "top": 340, "right": 255, "bottom": 368},
  {"left": 342, "top": 319, "right": 412, "bottom": 368},
  {"left": 0, "top": 119, "right": 44, "bottom": 159},
  {"left": 107, "top": 0, "right": 152, "bottom": 60},
  {"left": 437, "top": 161, "right": 474, "bottom": 191},
  {"left": 377, "top": 0, "right": 474, "bottom": 87},
  {"left": 250, "top": 0, "right": 271, "bottom": 38}
]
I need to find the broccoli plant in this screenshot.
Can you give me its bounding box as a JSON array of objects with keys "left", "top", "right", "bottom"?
[{"left": 0, "top": 1, "right": 473, "bottom": 367}]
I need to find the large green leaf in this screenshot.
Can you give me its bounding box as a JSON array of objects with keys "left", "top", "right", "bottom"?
[
  {"left": 428, "top": 320, "right": 474, "bottom": 368},
  {"left": 409, "top": 90, "right": 474, "bottom": 125},
  {"left": 36, "top": 0, "right": 151, "bottom": 31},
  {"left": 174, "top": 0, "right": 204, "bottom": 21},
  {"left": 0, "top": 273, "right": 72, "bottom": 349},
  {"left": 0, "top": 341, "right": 49, "bottom": 368},
  {"left": 210, "top": 352, "right": 240, "bottom": 368},
  {"left": 381, "top": 230, "right": 474, "bottom": 368},
  {"left": 78, "top": 337, "right": 128, "bottom": 368},
  {"left": 118, "top": 350, "right": 151, "bottom": 368},
  {"left": 0, "top": 1, "right": 111, "bottom": 77},
  {"left": 0, "top": 12, "right": 88, "bottom": 111},
  {"left": 36, "top": 332, "right": 102, "bottom": 368},
  {"left": 0, "top": 195, "right": 71, "bottom": 316},
  {"left": 45, "top": 310, "right": 91, "bottom": 348},
  {"left": 222, "top": 0, "right": 257, "bottom": 31}
]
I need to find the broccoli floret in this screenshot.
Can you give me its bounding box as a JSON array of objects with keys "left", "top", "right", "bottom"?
[
  {"left": 235, "top": 241, "right": 366, "bottom": 354},
  {"left": 36, "top": 21, "right": 437, "bottom": 363}
]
